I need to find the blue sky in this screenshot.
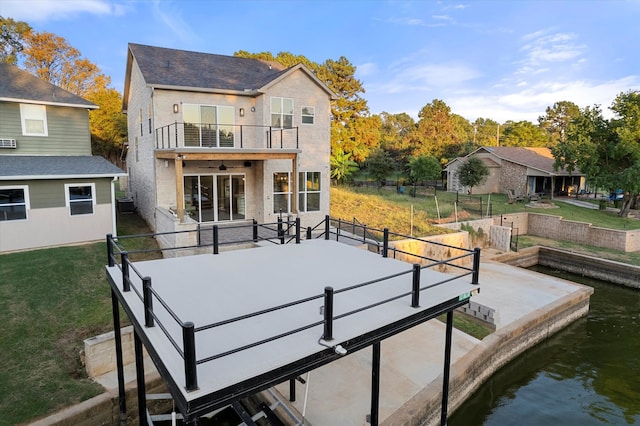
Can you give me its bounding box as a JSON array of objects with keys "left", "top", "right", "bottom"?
[{"left": 2, "top": 0, "right": 639, "bottom": 123}]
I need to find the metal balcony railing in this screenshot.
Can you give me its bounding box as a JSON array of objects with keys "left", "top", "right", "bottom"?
[{"left": 155, "top": 122, "right": 299, "bottom": 150}]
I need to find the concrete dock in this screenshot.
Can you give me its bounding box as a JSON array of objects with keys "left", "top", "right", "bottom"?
[{"left": 273, "top": 251, "right": 593, "bottom": 426}]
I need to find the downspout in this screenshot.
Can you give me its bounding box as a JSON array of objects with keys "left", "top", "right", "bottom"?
[{"left": 111, "top": 176, "right": 118, "bottom": 237}]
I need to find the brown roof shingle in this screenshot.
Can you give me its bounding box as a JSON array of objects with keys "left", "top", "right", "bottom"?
[{"left": 481, "top": 146, "right": 580, "bottom": 176}]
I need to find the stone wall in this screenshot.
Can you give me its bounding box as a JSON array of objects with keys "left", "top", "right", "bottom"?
[{"left": 498, "top": 161, "right": 528, "bottom": 196}]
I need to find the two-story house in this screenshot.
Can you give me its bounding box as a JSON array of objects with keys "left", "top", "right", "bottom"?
[
  {"left": 122, "top": 43, "right": 335, "bottom": 239},
  {"left": 0, "top": 63, "right": 126, "bottom": 253}
]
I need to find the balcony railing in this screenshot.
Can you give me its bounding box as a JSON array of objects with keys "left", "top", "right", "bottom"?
[{"left": 155, "top": 122, "right": 299, "bottom": 150}]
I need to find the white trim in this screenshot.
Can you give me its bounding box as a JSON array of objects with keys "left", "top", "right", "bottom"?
[
  {"left": 64, "top": 182, "right": 96, "bottom": 216},
  {"left": 0, "top": 185, "right": 30, "bottom": 221}
]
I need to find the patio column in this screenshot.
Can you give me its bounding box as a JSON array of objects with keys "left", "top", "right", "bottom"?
[{"left": 176, "top": 155, "right": 184, "bottom": 221}]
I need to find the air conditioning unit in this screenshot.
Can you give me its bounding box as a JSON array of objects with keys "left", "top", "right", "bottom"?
[{"left": 0, "top": 139, "right": 17, "bottom": 148}]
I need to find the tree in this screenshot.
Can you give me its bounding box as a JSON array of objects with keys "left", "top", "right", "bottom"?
[
  {"left": 365, "top": 148, "right": 396, "bottom": 188},
  {"left": 86, "top": 87, "right": 128, "bottom": 165},
  {"left": 456, "top": 157, "right": 489, "bottom": 194},
  {"left": 415, "top": 99, "right": 469, "bottom": 161},
  {"left": 0, "top": 16, "right": 31, "bottom": 64},
  {"left": 472, "top": 118, "right": 501, "bottom": 147},
  {"left": 500, "top": 120, "right": 550, "bottom": 147},
  {"left": 409, "top": 155, "right": 441, "bottom": 183},
  {"left": 552, "top": 92, "right": 640, "bottom": 217},
  {"left": 378, "top": 112, "right": 416, "bottom": 171},
  {"left": 538, "top": 101, "right": 581, "bottom": 146},
  {"left": 330, "top": 149, "right": 359, "bottom": 184}
]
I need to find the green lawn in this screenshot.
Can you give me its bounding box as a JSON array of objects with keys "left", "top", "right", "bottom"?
[{"left": 0, "top": 212, "right": 159, "bottom": 424}]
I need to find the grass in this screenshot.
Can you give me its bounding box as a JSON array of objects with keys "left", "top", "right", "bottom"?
[{"left": 0, "top": 212, "right": 159, "bottom": 425}]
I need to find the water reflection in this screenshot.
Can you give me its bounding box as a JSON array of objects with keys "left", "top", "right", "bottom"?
[{"left": 449, "top": 267, "right": 640, "bottom": 425}]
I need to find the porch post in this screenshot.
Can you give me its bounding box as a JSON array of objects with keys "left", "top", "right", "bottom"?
[
  {"left": 440, "top": 311, "right": 454, "bottom": 426},
  {"left": 111, "top": 289, "right": 127, "bottom": 425},
  {"left": 370, "top": 341, "right": 381, "bottom": 426},
  {"left": 134, "top": 330, "right": 148, "bottom": 426},
  {"left": 176, "top": 155, "right": 185, "bottom": 221}
]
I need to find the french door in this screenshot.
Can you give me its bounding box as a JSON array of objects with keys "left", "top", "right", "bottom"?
[{"left": 184, "top": 174, "right": 245, "bottom": 222}]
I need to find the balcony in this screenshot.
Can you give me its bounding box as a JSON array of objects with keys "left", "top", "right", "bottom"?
[{"left": 155, "top": 122, "right": 299, "bottom": 151}]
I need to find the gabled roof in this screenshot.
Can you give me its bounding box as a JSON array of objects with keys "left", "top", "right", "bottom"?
[
  {"left": 123, "top": 43, "right": 336, "bottom": 111},
  {"left": 474, "top": 146, "right": 581, "bottom": 176},
  {"left": 0, "top": 63, "right": 97, "bottom": 109},
  {"left": 0, "top": 156, "right": 125, "bottom": 180}
]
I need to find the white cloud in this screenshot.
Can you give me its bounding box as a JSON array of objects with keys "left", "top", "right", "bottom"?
[
  {"left": 355, "top": 62, "right": 378, "bottom": 78},
  {"left": 1, "top": 0, "right": 127, "bottom": 21},
  {"left": 518, "top": 30, "right": 586, "bottom": 71},
  {"left": 150, "top": 0, "right": 200, "bottom": 44}
]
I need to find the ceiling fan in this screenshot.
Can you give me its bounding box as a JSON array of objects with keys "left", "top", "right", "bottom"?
[{"left": 198, "top": 161, "right": 251, "bottom": 170}]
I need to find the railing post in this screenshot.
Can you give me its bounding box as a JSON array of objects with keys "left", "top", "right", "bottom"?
[
  {"left": 411, "top": 264, "right": 421, "bottom": 308},
  {"left": 174, "top": 121, "right": 178, "bottom": 149},
  {"left": 323, "top": 287, "right": 334, "bottom": 341},
  {"left": 382, "top": 228, "right": 389, "bottom": 258},
  {"left": 296, "top": 127, "right": 299, "bottom": 149},
  {"left": 213, "top": 225, "right": 219, "bottom": 255},
  {"left": 336, "top": 218, "right": 341, "bottom": 241},
  {"left": 143, "top": 277, "right": 154, "bottom": 327},
  {"left": 107, "top": 234, "right": 114, "bottom": 267},
  {"left": 295, "top": 217, "right": 301, "bottom": 244},
  {"left": 182, "top": 322, "right": 198, "bottom": 391},
  {"left": 280, "top": 128, "right": 284, "bottom": 148},
  {"left": 363, "top": 224, "right": 367, "bottom": 243},
  {"left": 278, "top": 217, "right": 284, "bottom": 244},
  {"left": 240, "top": 125, "right": 244, "bottom": 148},
  {"left": 121, "top": 252, "right": 130, "bottom": 292},
  {"left": 252, "top": 219, "right": 258, "bottom": 242},
  {"left": 306, "top": 226, "right": 312, "bottom": 240},
  {"left": 324, "top": 215, "right": 330, "bottom": 240},
  {"left": 472, "top": 247, "right": 481, "bottom": 284},
  {"left": 197, "top": 223, "right": 201, "bottom": 247},
  {"left": 268, "top": 126, "right": 272, "bottom": 148}
]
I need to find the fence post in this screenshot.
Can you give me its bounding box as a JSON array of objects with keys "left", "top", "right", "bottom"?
[
  {"left": 143, "top": 277, "right": 154, "bottom": 327},
  {"left": 183, "top": 322, "right": 198, "bottom": 391},
  {"left": 196, "top": 223, "right": 201, "bottom": 247},
  {"left": 382, "top": 228, "right": 389, "bottom": 258},
  {"left": 323, "top": 287, "right": 334, "bottom": 341},
  {"left": 278, "top": 217, "right": 284, "bottom": 244},
  {"left": 121, "top": 252, "right": 130, "bottom": 292},
  {"left": 307, "top": 226, "right": 312, "bottom": 240},
  {"left": 324, "top": 215, "right": 330, "bottom": 240},
  {"left": 411, "top": 264, "right": 421, "bottom": 308},
  {"left": 336, "top": 218, "right": 341, "bottom": 241},
  {"left": 295, "top": 217, "right": 301, "bottom": 244},
  {"left": 107, "top": 234, "right": 114, "bottom": 267},
  {"left": 363, "top": 224, "right": 367, "bottom": 243},
  {"left": 213, "top": 225, "right": 219, "bottom": 255},
  {"left": 472, "top": 247, "right": 481, "bottom": 284},
  {"left": 253, "top": 219, "right": 258, "bottom": 243}
]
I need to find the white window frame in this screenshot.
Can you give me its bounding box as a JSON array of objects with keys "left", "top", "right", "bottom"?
[
  {"left": 65, "top": 183, "right": 96, "bottom": 216},
  {"left": 0, "top": 185, "right": 30, "bottom": 221},
  {"left": 301, "top": 106, "right": 315, "bottom": 125},
  {"left": 298, "top": 171, "right": 321, "bottom": 212},
  {"left": 20, "top": 104, "right": 48, "bottom": 136},
  {"left": 273, "top": 172, "right": 291, "bottom": 214},
  {"left": 182, "top": 104, "right": 236, "bottom": 147},
  {"left": 271, "top": 97, "right": 294, "bottom": 129}
]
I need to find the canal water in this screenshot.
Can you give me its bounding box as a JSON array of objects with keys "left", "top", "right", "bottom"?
[{"left": 450, "top": 266, "right": 640, "bottom": 425}]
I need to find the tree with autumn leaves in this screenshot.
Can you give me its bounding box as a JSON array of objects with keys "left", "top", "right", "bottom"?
[{"left": 1, "top": 16, "right": 127, "bottom": 165}]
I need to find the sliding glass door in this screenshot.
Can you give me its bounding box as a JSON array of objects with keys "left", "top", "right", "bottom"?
[
  {"left": 183, "top": 104, "right": 235, "bottom": 147},
  {"left": 184, "top": 174, "right": 245, "bottom": 222}
]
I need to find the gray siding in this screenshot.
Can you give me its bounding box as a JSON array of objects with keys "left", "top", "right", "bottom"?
[
  {"left": 0, "top": 102, "right": 91, "bottom": 155},
  {"left": 2, "top": 178, "right": 113, "bottom": 209}
]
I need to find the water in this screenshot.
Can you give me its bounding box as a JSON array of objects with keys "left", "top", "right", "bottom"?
[{"left": 450, "top": 266, "right": 640, "bottom": 425}]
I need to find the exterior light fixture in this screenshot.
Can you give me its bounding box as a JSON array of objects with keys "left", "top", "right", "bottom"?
[
  {"left": 173, "top": 104, "right": 179, "bottom": 113},
  {"left": 239, "top": 108, "right": 245, "bottom": 117}
]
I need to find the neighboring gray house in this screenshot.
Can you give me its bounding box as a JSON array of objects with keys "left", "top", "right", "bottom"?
[
  {"left": 0, "top": 63, "right": 126, "bottom": 253},
  {"left": 122, "top": 43, "right": 335, "bottom": 235},
  {"left": 445, "top": 146, "right": 585, "bottom": 197}
]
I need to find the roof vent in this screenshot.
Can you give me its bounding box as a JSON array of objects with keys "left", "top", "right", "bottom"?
[{"left": 0, "top": 139, "right": 17, "bottom": 148}]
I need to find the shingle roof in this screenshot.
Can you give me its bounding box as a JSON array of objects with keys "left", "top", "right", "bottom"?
[
  {"left": 0, "top": 156, "right": 125, "bottom": 180},
  {"left": 481, "top": 146, "right": 580, "bottom": 176},
  {"left": 128, "top": 43, "right": 288, "bottom": 92},
  {"left": 0, "top": 63, "right": 97, "bottom": 108}
]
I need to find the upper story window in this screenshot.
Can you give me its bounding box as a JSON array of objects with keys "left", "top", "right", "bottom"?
[
  {"left": 65, "top": 183, "right": 95, "bottom": 216},
  {"left": 301, "top": 106, "right": 315, "bottom": 125},
  {"left": 20, "top": 104, "right": 48, "bottom": 136},
  {"left": 271, "top": 97, "right": 293, "bottom": 129},
  {"left": 0, "top": 186, "right": 29, "bottom": 221}
]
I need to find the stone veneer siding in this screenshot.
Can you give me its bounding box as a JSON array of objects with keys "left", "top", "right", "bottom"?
[{"left": 498, "top": 161, "right": 528, "bottom": 195}]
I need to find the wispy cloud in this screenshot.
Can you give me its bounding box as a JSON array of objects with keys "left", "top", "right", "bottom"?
[
  {"left": 518, "top": 29, "right": 586, "bottom": 73},
  {"left": 1, "top": 0, "right": 127, "bottom": 21},
  {"left": 150, "top": 0, "right": 200, "bottom": 44}
]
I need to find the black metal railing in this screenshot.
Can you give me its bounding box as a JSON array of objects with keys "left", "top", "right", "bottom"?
[
  {"left": 106, "top": 215, "right": 480, "bottom": 391},
  {"left": 155, "top": 122, "right": 299, "bottom": 150}
]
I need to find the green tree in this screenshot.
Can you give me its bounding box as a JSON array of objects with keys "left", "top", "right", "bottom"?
[
  {"left": 378, "top": 112, "right": 416, "bottom": 171},
  {"left": 330, "top": 149, "right": 359, "bottom": 184},
  {"left": 365, "top": 148, "right": 396, "bottom": 188},
  {"left": 538, "top": 101, "right": 581, "bottom": 146},
  {"left": 409, "top": 155, "right": 441, "bottom": 183},
  {"left": 552, "top": 92, "right": 640, "bottom": 217},
  {"left": 472, "top": 118, "right": 500, "bottom": 147},
  {"left": 456, "top": 157, "right": 489, "bottom": 194},
  {"left": 0, "top": 16, "right": 31, "bottom": 64},
  {"left": 500, "top": 120, "right": 550, "bottom": 147},
  {"left": 415, "top": 99, "right": 468, "bottom": 161}
]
